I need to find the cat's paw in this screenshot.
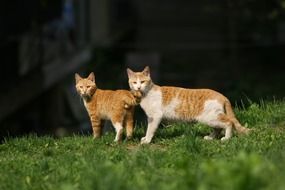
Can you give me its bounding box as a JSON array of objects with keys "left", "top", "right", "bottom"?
[
  {"left": 127, "top": 135, "right": 133, "bottom": 140},
  {"left": 221, "top": 137, "right": 230, "bottom": 141},
  {"left": 204, "top": 136, "right": 214, "bottom": 140},
  {"left": 140, "top": 137, "right": 151, "bottom": 144},
  {"left": 124, "top": 136, "right": 133, "bottom": 142},
  {"left": 132, "top": 90, "right": 142, "bottom": 98},
  {"left": 131, "top": 90, "right": 142, "bottom": 103},
  {"left": 114, "top": 138, "right": 122, "bottom": 143},
  {"left": 93, "top": 135, "right": 101, "bottom": 140}
]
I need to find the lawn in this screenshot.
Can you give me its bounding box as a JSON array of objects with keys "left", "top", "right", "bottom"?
[{"left": 0, "top": 101, "right": 285, "bottom": 190}]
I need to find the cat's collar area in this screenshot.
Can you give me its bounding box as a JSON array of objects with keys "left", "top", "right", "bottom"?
[
  {"left": 82, "top": 95, "right": 92, "bottom": 102},
  {"left": 81, "top": 89, "right": 97, "bottom": 102}
]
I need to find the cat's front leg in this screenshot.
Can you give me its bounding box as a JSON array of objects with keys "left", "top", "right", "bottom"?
[
  {"left": 141, "top": 116, "right": 162, "bottom": 144},
  {"left": 113, "top": 123, "right": 124, "bottom": 142},
  {"left": 91, "top": 117, "right": 102, "bottom": 139}
]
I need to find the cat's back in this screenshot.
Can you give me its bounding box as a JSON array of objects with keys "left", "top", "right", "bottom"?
[
  {"left": 95, "top": 89, "right": 133, "bottom": 103},
  {"left": 88, "top": 89, "right": 133, "bottom": 118},
  {"left": 142, "top": 86, "right": 227, "bottom": 107},
  {"left": 158, "top": 86, "right": 228, "bottom": 120},
  {"left": 160, "top": 86, "right": 227, "bottom": 105}
]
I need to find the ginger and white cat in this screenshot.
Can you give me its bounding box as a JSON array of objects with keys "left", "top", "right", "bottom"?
[
  {"left": 127, "top": 66, "right": 250, "bottom": 144},
  {"left": 75, "top": 72, "right": 141, "bottom": 142}
]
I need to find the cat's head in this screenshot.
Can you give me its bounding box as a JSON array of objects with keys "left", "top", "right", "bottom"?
[
  {"left": 75, "top": 72, "right": 97, "bottom": 101},
  {"left": 127, "top": 66, "right": 153, "bottom": 93}
]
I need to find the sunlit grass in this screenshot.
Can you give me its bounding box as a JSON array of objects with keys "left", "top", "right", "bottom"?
[{"left": 0, "top": 100, "right": 285, "bottom": 190}]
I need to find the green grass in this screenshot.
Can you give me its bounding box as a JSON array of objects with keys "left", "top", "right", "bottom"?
[{"left": 1, "top": 101, "right": 285, "bottom": 190}]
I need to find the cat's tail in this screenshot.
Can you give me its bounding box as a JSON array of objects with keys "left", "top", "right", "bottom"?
[
  {"left": 224, "top": 101, "right": 251, "bottom": 135},
  {"left": 123, "top": 90, "right": 142, "bottom": 109}
]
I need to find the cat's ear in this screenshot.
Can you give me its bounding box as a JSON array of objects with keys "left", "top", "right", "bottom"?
[
  {"left": 127, "top": 68, "right": 135, "bottom": 78},
  {"left": 142, "top": 66, "right": 150, "bottom": 76},
  {"left": 87, "top": 72, "right": 95, "bottom": 82},
  {"left": 75, "top": 73, "right": 82, "bottom": 84}
]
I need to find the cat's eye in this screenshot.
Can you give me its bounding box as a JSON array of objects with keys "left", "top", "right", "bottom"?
[
  {"left": 80, "top": 86, "right": 83, "bottom": 89},
  {"left": 133, "top": 82, "right": 137, "bottom": 84},
  {"left": 141, "top": 81, "right": 145, "bottom": 84},
  {"left": 87, "top": 85, "right": 91, "bottom": 88}
]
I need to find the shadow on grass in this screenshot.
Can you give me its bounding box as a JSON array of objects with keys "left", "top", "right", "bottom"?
[{"left": 131, "top": 122, "right": 214, "bottom": 143}]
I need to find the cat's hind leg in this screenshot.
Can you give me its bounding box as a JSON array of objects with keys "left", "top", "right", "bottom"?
[
  {"left": 112, "top": 122, "right": 124, "bottom": 142},
  {"left": 199, "top": 113, "right": 233, "bottom": 141},
  {"left": 217, "top": 114, "right": 234, "bottom": 141},
  {"left": 111, "top": 113, "right": 125, "bottom": 142},
  {"left": 124, "top": 107, "right": 135, "bottom": 140}
]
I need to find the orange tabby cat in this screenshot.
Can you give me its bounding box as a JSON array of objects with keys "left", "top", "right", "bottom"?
[
  {"left": 75, "top": 72, "right": 141, "bottom": 142},
  {"left": 127, "top": 66, "right": 250, "bottom": 144}
]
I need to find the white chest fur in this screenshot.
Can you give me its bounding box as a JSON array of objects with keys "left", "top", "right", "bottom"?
[
  {"left": 140, "top": 89, "right": 163, "bottom": 117},
  {"left": 83, "top": 100, "right": 87, "bottom": 108}
]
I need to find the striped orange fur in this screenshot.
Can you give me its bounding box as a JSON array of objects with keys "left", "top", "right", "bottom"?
[{"left": 75, "top": 72, "right": 141, "bottom": 142}]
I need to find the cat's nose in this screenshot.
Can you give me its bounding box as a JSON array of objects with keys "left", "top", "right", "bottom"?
[{"left": 137, "top": 87, "right": 141, "bottom": 90}]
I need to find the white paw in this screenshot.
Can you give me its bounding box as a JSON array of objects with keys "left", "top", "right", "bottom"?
[
  {"left": 221, "top": 137, "right": 230, "bottom": 141},
  {"left": 114, "top": 137, "right": 122, "bottom": 143},
  {"left": 140, "top": 137, "right": 151, "bottom": 144},
  {"left": 204, "top": 136, "right": 214, "bottom": 140}
]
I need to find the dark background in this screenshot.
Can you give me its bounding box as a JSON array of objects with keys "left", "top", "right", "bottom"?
[{"left": 0, "top": 0, "right": 284, "bottom": 140}]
